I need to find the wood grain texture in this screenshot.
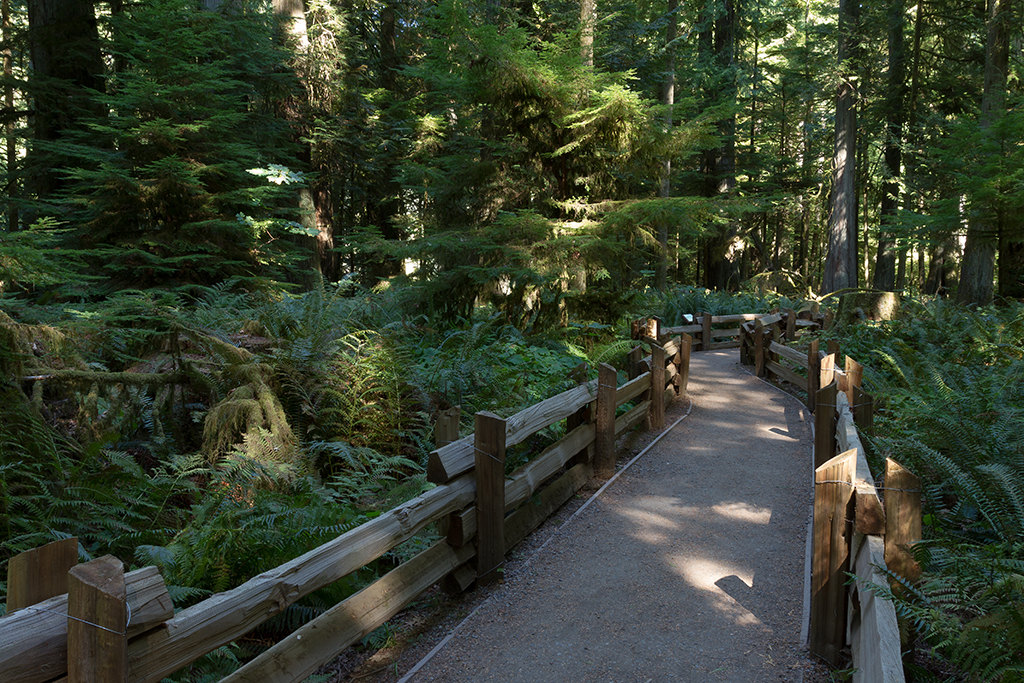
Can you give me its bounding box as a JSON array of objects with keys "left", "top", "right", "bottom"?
[
  {"left": 883, "top": 458, "right": 921, "bottom": 587},
  {"left": 810, "top": 450, "right": 856, "bottom": 667},
  {"left": 814, "top": 382, "right": 838, "bottom": 469},
  {"left": 615, "top": 372, "right": 651, "bottom": 406},
  {"left": 835, "top": 394, "right": 885, "bottom": 536},
  {"left": 765, "top": 361, "right": 807, "bottom": 391},
  {"left": 594, "top": 363, "right": 617, "bottom": 478},
  {"left": 820, "top": 352, "right": 836, "bottom": 388},
  {"left": 845, "top": 356, "right": 864, "bottom": 407},
  {"left": 0, "top": 566, "right": 173, "bottom": 683},
  {"left": 651, "top": 345, "right": 665, "bottom": 429},
  {"left": 615, "top": 401, "right": 650, "bottom": 438},
  {"left": 427, "top": 380, "right": 597, "bottom": 483},
  {"left": 808, "top": 340, "right": 821, "bottom": 413},
  {"left": 850, "top": 535, "right": 906, "bottom": 683},
  {"left": 6, "top": 537, "right": 78, "bottom": 611},
  {"left": 474, "top": 412, "right": 506, "bottom": 587},
  {"left": 68, "top": 556, "right": 126, "bottom": 683},
  {"left": 433, "top": 406, "right": 461, "bottom": 448},
  {"left": 126, "top": 476, "right": 475, "bottom": 683},
  {"left": 768, "top": 341, "right": 809, "bottom": 368},
  {"left": 679, "top": 333, "right": 691, "bottom": 393},
  {"left": 219, "top": 541, "right": 476, "bottom": 683}
]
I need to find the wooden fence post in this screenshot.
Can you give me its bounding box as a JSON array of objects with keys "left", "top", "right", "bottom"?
[
  {"left": 594, "top": 363, "right": 617, "bottom": 478},
  {"left": 6, "top": 537, "right": 78, "bottom": 611},
  {"left": 814, "top": 382, "right": 838, "bottom": 469},
  {"left": 853, "top": 386, "right": 874, "bottom": 436},
  {"left": 845, "top": 356, "right": 863, "bottom": 407},
  {"left": 474, "top": 412, "right": 506, "bottom": 587},
  {"left": 646, "top": 318, "right": 661, "bottom": 343},
  {"left": 739, "top": 322, "right": 752, "bottom": 365},
  {"left": 820, "top": 352, "right": 836, "bottom": 388},
  {"left": 433, "top": 406, "right": 461, "bottom": 449},
  {"left": 627, "top": 346, "right": 643, "bottom": 380},
  {"left": 651, "top": 345, "right": 665, "bottom": 430},
  {"left": 808, "top": 339, "right": 821, "bottom": 413},
  {"left": 679, "top": 333, "right": 692, "bottom": 394},
  {"left": 754, "top": 324, "right": 765, "bottom": 377},
  {"left": 702, "top": 312, "right": 712, "bottom": 352},
  {"left": 567, "top": 364, "right": 592, "bottom": 468},
  {"left": 671, "top": 336, "right": 683, "bottom": 395},
  {"left": 784, "top": 308, "right": 796, "bottom": 341},
  {"left": 68, "top": 555, "right": 127, "bottom": 683},
  {"left": 767, "top": 324, "right": 781, "bottom": 381},
  {"left": 811, "top": 450, "right": 856, "bottom": 667},
  {"left": 884, "top": 458, "right": 921, "bottom": 588}
]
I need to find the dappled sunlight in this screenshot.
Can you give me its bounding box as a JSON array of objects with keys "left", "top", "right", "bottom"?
[
  {"left": 615, "top": 496, "right": 691, "bottom": 528},
  {"left": 669, "top": 555, "right": 763, "bottom": 627},
  {"left": 711, "top": 502, "right": 772, "bottom": 524}
]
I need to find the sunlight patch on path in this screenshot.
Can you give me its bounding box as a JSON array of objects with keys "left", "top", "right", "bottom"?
[{"left": 669, "top": 556, "right": 764, "bottom": 626}]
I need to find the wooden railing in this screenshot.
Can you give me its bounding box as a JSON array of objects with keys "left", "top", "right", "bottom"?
[
  {"left": 742, "top": 320, "right": 920, "bottom": 683},
  {"left": 1, "top": 335, "right": 689, "bottom": 683},
  {"left": 634, "top": 309, "right": 824, "bottom": 353}
]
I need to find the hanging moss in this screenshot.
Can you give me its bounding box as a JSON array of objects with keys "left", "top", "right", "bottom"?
[{"left": 202, "top": 380, "right": 301, "bottom": 469}]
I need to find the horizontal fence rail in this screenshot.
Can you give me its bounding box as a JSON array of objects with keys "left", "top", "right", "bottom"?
[
  {"left": 3, "top": 312, "right": 919, "bottom": 683},
  {"left": 2, "top": 335, "right": 687, "bottom": 683}
]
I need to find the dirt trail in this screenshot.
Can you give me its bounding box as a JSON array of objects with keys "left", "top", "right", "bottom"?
[{"left": 340, "top": 351, "right": 825, "bottom": 683}]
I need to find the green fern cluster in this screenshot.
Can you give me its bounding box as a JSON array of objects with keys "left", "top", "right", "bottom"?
[
  {"left": 646, "top": 284, "right": 802, "bottom": 326},
  {"left": 837, "top": 298, "right": 1024, "bottom": 681}
]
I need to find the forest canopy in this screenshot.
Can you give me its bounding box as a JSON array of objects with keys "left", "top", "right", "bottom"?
[{"left": 1, "top": 0, "right": 1017, "bottom": 304}]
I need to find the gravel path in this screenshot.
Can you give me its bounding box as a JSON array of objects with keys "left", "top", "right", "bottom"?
[{"left": 339, "top": 351, "right": 823, "bottom": 683}]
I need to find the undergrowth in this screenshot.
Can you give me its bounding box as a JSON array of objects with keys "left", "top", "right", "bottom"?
[{"left": 831, "top": 299, "right": 1024, "bottom": 682}]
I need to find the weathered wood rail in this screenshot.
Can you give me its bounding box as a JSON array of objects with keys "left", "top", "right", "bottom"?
[
  {"left": 727, "top": 316, "right": 920, "bottom": 683},
  {"left": 1, "top": 334, "right": 689, "bottom": 683},
  {"left": 3, "top": 310, "right": 920, "bottom": 683},
  {"left": 635, "top": 309, "right": 824, "bottom": 354}
]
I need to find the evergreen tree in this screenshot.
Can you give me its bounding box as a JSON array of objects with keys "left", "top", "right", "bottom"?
[{"left": 56, "top": 0, "right": 308, "bottom": 290}]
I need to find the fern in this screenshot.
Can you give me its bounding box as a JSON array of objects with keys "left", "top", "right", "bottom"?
[{"left": 842, "top": 301, "right": 1024, "bottom": 681}]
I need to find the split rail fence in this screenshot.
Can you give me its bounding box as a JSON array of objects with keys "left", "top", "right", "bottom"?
[
  {"left": 0, "top": 333, "right": 690, "bottom": 683},
  {"left": 735, "top": 313, "right": 920, "bottom": 683}
]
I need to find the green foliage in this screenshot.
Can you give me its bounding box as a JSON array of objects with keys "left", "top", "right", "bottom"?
[
  {"left": 51, "top": 0, "right": 303, "bottom": 290},
  {"left": 833, "top": 299, "right": 1024, "bottom": 681}
]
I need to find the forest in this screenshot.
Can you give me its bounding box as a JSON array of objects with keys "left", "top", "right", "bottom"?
[{"left": 0, "top": 0, "right": 1022, "bottom": 679}]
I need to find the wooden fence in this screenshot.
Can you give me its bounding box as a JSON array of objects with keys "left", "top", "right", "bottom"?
[
  {"left": 634, "top": 309, "right": 825, "bottom": 354},
  {"left": 1, "top": 335, "right": 690, "bottom": 683},
  {"left": 739, "top": 319, "right": 920, "bottom": 683}
]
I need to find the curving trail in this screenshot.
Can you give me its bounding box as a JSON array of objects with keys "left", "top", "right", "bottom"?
[{"left": 384, "top": 351, "right": 818, "bottom": 683}]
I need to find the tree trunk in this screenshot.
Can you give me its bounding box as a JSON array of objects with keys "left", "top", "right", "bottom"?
[
  {"left": 957, "top": 0, "right": 1011, "bottom": 306},
  {"left": 25, "top": 0, "right": 104, "bottom": 200},
  {"left": 873, "top": 0, "right": 906, "bottom": 291},
  {"left": 823, "top": 0, "right": 859, "bottom": 293},
  {"left": 273, "top": 0, "right": 336, "bottom": 283},
  {"left": 580, "top": 0, "right": 595, "bottom": 68},
  {"left": 925, "top": 236, "right": 958, "bottom": 296},
  {"left": 3, "top": 0, "right": 16, "bottom": 230},
  {"left": 701, "top": 0, "right": 738, "bottom": 290},
  {"left": 656, "top": 0, "right": 677, "bottom": 292}
]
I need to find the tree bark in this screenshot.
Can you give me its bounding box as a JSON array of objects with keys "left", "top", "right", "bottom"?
[
  {"left": 873, "top": 0, "right": 906, "bottom": 291},
  {"left": 823, "top": 0, "right": 860, "bottom": 293},
  {"left": 701, "top": 0, "right": 738, "bottom": 290},
  {"left": 656, "top": 0, "right": 677, "bottom": 292},
  {"left": 25, "top": 0, "right": 104, "bottom": 200},
  {"left": 580, "top": 0, "right": 595, "bottom": 68},
  {"left": 3, "top": 0, "right": 16, "bottom": 230},
  {"left": 957, "top": 0, "right": 1011, "bottom": 305}
]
